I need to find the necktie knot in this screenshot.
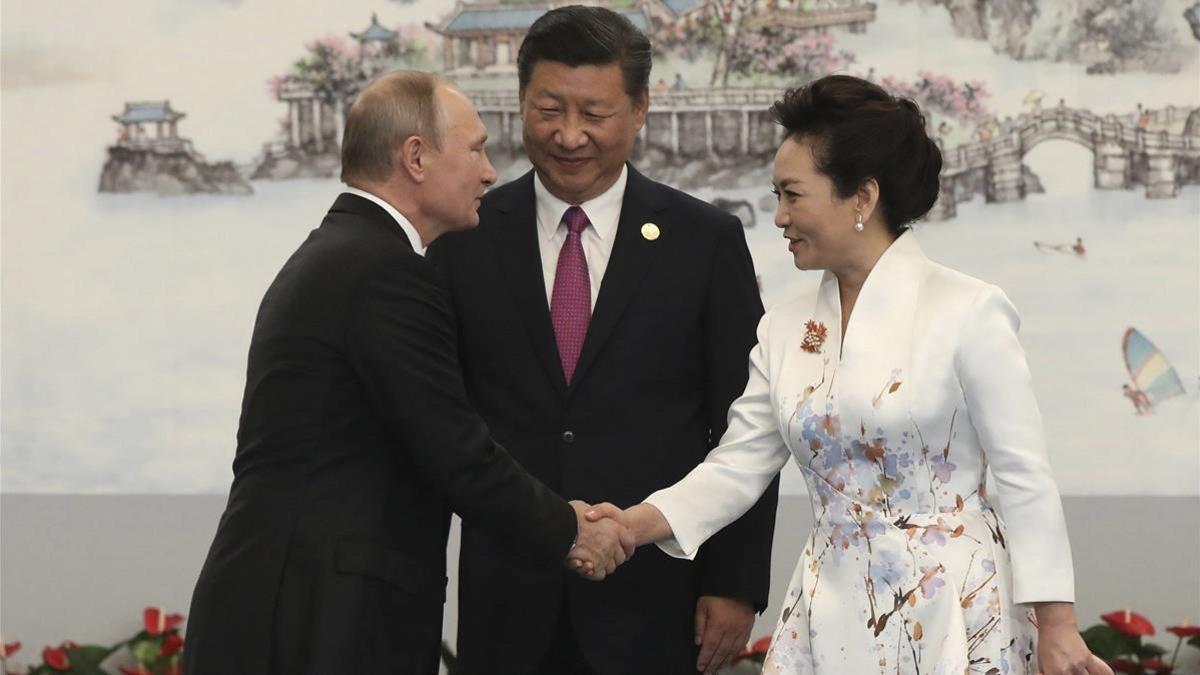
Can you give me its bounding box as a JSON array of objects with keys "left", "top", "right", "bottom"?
[{"left": 563, "top": 206, "right": 589, "bottom": 236}]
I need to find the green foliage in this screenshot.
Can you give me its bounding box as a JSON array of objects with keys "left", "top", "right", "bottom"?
[
  {"left": 126, "top": 637, "right": 159, "bottom": 666},
  {"left": 287, "top": 37, "right": 363, "bottom": 104},
  {"left": 1082, "top": 624, "right": 1139, "bottom": 659},
  {"left": 1134, "top": 641, "right": 1166, "bottom": 659},
  {"left": 272, "top": 27, "right": 435, "bottom": 107}
]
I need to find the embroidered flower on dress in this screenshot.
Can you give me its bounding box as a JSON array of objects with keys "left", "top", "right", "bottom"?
[{"left": 801, "top": 320, "right": 828, "bottom": 353}]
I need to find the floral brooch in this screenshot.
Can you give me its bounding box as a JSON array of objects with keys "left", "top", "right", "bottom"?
[{"left": 801, "top": 320, "right": 827, "bottom": 354}]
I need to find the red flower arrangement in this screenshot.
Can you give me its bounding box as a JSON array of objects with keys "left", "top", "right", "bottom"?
[
  {"left": 123, "top": 606, "right": 185, "bottom": 675},
  {"left": 41, "top": 642, "right": 76, "bottom": 671},
  {"left": 1166, "top": 623, "right": 1200, "bottom": 672},
  {"left": 1083, "top": 609, "right": 1200, "bottom": 675},
  {"left": 3, "top": 608, "right": 184, "bottom": 675},
  {"left": 801, "top": 320, "right": 828, "bottom": 354}
]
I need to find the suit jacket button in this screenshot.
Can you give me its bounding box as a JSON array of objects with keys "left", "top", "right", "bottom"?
[{"left": 561, "top": 431, "right": 575, "bottom": 444}]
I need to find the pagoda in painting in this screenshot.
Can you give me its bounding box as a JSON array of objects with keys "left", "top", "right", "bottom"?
[{"left": 99, "top": 100, "right": 251, "bottom": 195}]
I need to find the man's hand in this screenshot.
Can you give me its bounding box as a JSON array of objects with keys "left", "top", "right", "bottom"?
[
  {"left": 565, "top": 500, "right": 635, "bottom": 580},
  {"left": 694, "top": 595, "right": 755, "bottom": 674}
]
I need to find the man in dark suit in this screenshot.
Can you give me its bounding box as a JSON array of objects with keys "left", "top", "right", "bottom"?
[
  {"left": 184, "top": 70, "right": 633, "bottom": 675},
  {"left": 428, "top": 8, "right": 780, "bottom": 675}
]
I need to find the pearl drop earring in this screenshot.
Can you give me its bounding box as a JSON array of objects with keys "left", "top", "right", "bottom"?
[{"left": 854, "top": 211, "right": 865, "bottom": 232}]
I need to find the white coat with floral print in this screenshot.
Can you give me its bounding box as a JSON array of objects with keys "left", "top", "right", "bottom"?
[{"left": 645, "top": 231, "right": 1074, "bottom": 675}]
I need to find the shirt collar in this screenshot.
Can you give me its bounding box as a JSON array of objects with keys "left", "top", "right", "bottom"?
[
  {"left": 533, "top": 164, "right": 627, "bottom": 242},
  {"left": 342, "top": 187, "right": 426, "bottom": 256}
]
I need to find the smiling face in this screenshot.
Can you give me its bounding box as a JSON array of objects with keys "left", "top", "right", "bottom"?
[
  {"left": 772, "top": 135, "right": 864, "bottom": 271},
  {"left": 423, "top": 85, "right": 498, "bottom": 231},
  {"left": 519, "top": 60, "right": 647, "bottom": 204}
]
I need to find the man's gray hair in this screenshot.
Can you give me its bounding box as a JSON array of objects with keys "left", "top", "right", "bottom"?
[{"left": 340, "top": 70, "right": 452, "bottom": 184}]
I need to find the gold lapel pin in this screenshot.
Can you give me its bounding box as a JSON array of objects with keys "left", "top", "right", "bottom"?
[{"left": 641, "top": 223, "right": 660, "bottom": 241}]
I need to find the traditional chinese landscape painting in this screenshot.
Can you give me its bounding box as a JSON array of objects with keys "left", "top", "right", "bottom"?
[{"left": 2, "top": 0, "right": 1198, "bottom": 495}]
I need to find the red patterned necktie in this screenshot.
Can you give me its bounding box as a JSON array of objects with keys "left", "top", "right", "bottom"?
[{"left": 550, "top": 206, "right": 592, "bottom": 384}]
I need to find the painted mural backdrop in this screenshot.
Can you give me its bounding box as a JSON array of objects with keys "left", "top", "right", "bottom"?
[{"left": 2, "top": 0, "right": 1198, "bottom": 494}]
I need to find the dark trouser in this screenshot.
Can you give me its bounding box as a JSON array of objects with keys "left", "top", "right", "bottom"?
[{"left": 535, "top": 591, "right": 596, "bottom": 675}]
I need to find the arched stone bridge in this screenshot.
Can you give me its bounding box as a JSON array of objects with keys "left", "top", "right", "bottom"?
[{"left": 930, "top": 105, "right": 1200, "bottom": 220}]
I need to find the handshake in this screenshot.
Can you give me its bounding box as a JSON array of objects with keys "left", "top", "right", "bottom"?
[{"left": 564, "top": 500, "right": 637, "bottom": 581}]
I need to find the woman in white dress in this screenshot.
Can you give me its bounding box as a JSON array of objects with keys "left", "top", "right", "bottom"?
[{"left": 591, "top": 76, "right": 1110, "bottom": 675}]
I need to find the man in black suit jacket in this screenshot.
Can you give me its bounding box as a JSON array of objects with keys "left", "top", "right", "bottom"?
[
  {"left": 429, "top": 8, "right": 780, "bottom": 675},
  {"left": 184, "top": 71, "right": 633, "bottom": 675}
]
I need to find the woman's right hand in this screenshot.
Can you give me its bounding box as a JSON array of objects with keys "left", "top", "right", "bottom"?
[
  {"left": 585, "top": 502, "right": 673, "bottom": 547},
  {"left": 1035, "top": 602, "right": 1113, "bottom": 675}
]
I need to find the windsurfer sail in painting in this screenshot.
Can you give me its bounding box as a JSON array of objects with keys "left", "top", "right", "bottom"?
[{"left": 1122, "top": 327, "right": 1185, "bottom": 414}]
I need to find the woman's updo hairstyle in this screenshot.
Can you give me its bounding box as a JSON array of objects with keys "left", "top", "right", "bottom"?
[{"left": 770, "top": 75, "right": 943, "bottom": 234}]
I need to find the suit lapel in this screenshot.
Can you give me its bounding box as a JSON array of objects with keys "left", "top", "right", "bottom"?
[
  {"left": 490, "top": 172, "right": 569, "bottom": 396},
  {"left": 569, "top": 167, "right": 668, "bottom": 393}
]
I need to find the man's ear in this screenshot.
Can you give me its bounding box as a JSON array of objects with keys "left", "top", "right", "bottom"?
[
  {"left": 396, "top": 135, "right": 426, "bottom": 183},
  {"left": 631, "top": 89, "right": 649, "bottom": 128},
  {"left": 518, "top": 86, "right": 533, "bottom": 124}
]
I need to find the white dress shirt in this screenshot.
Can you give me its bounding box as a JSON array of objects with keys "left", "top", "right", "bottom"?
[
  {"left": 343, "top": 187, "right": 426, "bottom": 257},
  {"left": 534, "top": 165, "right": 628, "bottom": 308}
]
